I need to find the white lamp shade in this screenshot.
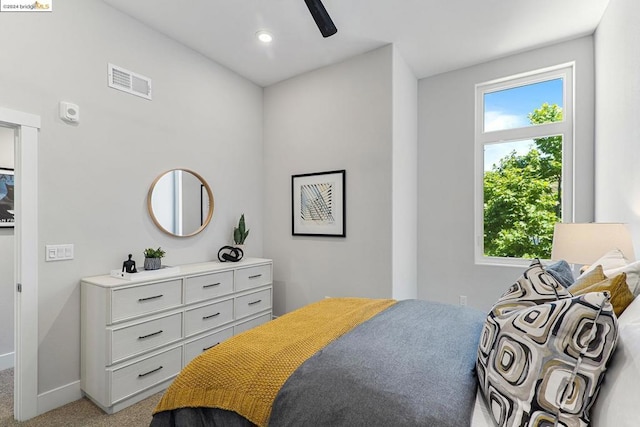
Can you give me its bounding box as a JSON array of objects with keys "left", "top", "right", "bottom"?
[{"left": 551, "top": 223, "right": 636, "bottom": 265}]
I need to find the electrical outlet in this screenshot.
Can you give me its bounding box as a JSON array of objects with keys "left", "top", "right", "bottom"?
[{"left": 459, "top": 295, "right": 468, "bottom": 306}]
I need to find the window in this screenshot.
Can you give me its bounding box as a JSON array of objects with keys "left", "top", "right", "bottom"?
[{"left": 475, "top": 64, "right": 574, "bottom": 265}]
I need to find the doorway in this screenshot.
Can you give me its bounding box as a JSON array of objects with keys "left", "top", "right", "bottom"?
[
  {"left": 0, "top": 125, "right": 15, "bottom": 423},
  {"left": 0, "top": 126, "right": 15, "bottom": 373},
  {"left": 0, "top": 106, "right": 40, "bottom": 421}
]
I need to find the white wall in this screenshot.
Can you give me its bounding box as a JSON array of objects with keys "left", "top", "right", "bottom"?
[
  {"left": 0, "top": 0, "right": 263, "bottom": 399},
  {"left": 594, "top": 0, "right": 640, "bottom": 249},
  {"left": 391, "top": 49, "right": 418, "bottom": 300},
  {"left": 418, "top": 37, "right": 596, "bottom": 311},
  {"left": 263, "top": 45, "right": 418, "bottom": 315},
  {"left": 264, "top": 45, "right": 397, "bottom": 315},
  {"left": 0, "top": 126, "right": 14, "bottom": 369}
]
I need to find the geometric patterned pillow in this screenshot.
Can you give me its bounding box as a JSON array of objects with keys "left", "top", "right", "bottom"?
[
  {"left": 490, "top": 259, "right": 572, "bottom": 316},
  {"left": 477, "top": 260, "right": 619, "bottom": 426}
]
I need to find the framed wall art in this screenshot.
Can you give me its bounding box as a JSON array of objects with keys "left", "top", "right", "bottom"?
[
  {"left": 292, "top": 169, "right": 345, "bottom": 237},
  {"left": 0, "top": 168, "right": 14, "bottom": 228}
]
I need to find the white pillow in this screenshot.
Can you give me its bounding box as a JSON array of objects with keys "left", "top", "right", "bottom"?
[
  {"left": 584, "top": 248, "right": 630, "bottom": 271},
  {"left": 471, "top": 389, "right": 494, "bottom": 427},
  {"left": 579, "top": 249, "right": 640, "bottom": 295},
  {"left": 618, "top": 293, "right": 640, "bottom": 328},
  {"left": 589, "top": 313, "right": 640, "bottom": 426}
]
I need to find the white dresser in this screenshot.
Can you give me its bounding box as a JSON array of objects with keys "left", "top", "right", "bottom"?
[{"left": 80, "top": 257, "right": 273, "bottom": 414}]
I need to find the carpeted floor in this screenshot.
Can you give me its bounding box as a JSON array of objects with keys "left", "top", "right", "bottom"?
[{"left": 0, "top": 368, "right": 163, "bottom": 426}]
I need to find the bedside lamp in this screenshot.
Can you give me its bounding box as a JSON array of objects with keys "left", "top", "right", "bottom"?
[{"left": 551, "top": 223, "right": 636, "bottom": 266}]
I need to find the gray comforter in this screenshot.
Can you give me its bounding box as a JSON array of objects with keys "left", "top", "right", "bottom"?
[{"left": 151, "top": 299, "right": 485, "bottom": 427}]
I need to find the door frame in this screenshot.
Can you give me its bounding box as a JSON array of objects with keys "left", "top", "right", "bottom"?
[{"left": 0, "top": 106, "right": 40, "bottom": 421}]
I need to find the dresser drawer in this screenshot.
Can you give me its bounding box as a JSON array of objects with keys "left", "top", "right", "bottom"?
[
  {"left": 110, "top": 346, "right": 182, "bottom": 404},
  {"left": 110, "top": 313, "right": 182, "bottom": 364},
  {"left": 81, "top": 259, "right": 275, "bottom": 414},
  {"left": 235, "top": 288, "right": 271, "bottom": 320},
  {"left": 183, "top": 327, "right": 234, "bottom": 365},
  {"left": 234, "top": 313, "right": 272, "bottom": 335},
  {"left": 185, "top": 271, "right": 234, "bottom": 304},
  {"left": 184, "top": 299, "right": 234, "bottom": 337},
  {"left": 111, "top": 280, "right": 182, "bottom": 323},
  {"left": 235, "top": 264, "right": 272, "bottom": 292}
]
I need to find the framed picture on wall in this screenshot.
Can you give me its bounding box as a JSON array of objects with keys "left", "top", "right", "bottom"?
[
  {"left": 292, "top": 170, "right": 345, "bottom": 237},
  {"left": 0, "top": 168, "right": 14, "bottom": 228}
]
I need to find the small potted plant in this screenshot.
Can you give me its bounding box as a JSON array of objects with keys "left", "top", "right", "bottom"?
[
  {"left": 233, "top": 214, "right": 250, "bottom": 248},
  {"left": 143, "top": 247, "right": 166, "bottom": 270}
]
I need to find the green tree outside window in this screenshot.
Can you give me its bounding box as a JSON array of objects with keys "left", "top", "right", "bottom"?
[{"left": 483, "top": 103, "right": 563, "bottom": 259}]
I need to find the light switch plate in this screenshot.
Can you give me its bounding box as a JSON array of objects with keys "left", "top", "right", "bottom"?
[{"left": 45, "top": 244, "right": 74, "bottom": 261}]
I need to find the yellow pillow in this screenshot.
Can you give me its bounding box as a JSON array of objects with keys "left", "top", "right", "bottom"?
[
  {"left": 571, "top": 272, "right": 635, "bottom": 317},
  {"left": 569, "top": 265, "right": 606, "bottom": 293}
]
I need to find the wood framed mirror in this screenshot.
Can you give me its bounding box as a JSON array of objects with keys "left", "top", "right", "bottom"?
[{"left": 147, "top": 169, "right": 214, "bottom": 237}]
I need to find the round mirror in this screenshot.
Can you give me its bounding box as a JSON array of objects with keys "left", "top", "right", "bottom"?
[{"left": 147, "top": 169, "right": 214, "bottom": 237}]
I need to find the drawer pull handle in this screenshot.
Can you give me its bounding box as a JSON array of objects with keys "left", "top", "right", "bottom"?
[
  {"left": 138, "top": 366, "right": 163, "bottom": 378},
  {"left": 138, "top": 294, "right": 163, "bottom": 302},
  {"left": 202, "top": 312, "right": 221, "bottom": 320},
  {"left": 203, "top": 283, "right": 221, "bottom": 289},
  {"left": 203, "top": 342, "right": 220, "bottom": 351},
  {"left": 249, "top": 274, "right": 262, "bottom": 279},
  {"left": 248, "top": 299, "right": 262, "bottom": 306},
  {"left": 138, "top": 330, "right": 163, "bottom": 340}
]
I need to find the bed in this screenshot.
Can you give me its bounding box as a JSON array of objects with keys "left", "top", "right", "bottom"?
[{"left": 151, "top": 255, "right": 640, "bottom": 427}]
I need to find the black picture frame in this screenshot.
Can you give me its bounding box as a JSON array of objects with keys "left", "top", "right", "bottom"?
[
  {"left": 292, "top": 170, "right": 345, "bottom": 237},
  {"left": 0, "top": 168, "right": 14, "bottom": 228}
]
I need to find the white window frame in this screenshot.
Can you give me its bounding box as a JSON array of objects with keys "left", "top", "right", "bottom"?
[{"left": 474, "top": 63, "right": 575, "bottom": 266}]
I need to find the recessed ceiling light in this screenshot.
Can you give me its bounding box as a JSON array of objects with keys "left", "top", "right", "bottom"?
[{"left": 256, "top": 30, "right": 273, "bottom": 43}]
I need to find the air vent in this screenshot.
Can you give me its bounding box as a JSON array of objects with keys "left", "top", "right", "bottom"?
[{"left": 108, "top": 63, "right": 152, "bottom": 100}]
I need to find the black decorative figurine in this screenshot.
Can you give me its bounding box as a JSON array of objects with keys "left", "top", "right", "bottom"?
[{"left": 122, "top": 254, "right": 137, "bottom": 273}]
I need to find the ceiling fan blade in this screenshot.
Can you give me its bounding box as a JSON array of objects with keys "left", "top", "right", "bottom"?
[{"left": 304, "top": 0, "right": 337, "bottom": 38}]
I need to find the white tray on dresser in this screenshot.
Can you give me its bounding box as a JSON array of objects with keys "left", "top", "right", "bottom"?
[{"left": 80, "top": 257, "right": 273, "bottom": 414}]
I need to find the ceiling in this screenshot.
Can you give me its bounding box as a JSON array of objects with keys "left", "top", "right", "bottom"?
[{"left": 101, "top": 0, "right": 611, "bottom": 87}]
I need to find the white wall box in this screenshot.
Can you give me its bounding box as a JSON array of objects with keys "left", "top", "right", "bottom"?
[{"left": 80, "top": 258, "right": 273, "bottom": 414}]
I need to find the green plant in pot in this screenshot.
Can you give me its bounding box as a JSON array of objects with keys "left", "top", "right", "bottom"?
[
  {"left": 233, "top": 214, "right": 250, "bottom": 247},
  {"left": 143, "top": 247, "right": 166, "bottom": 270}
]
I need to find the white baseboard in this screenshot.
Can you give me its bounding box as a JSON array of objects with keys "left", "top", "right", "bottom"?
[
  {"left": 0, "top": 352, "right": 14, "bottom": 371},
  {"left": 37, "top": 380, "right": 82, "bottom": 416}
]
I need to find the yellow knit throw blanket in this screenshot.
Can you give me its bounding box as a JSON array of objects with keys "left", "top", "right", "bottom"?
[{"left": 153, "top": 297, "right": 396, "bottom": 426}]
